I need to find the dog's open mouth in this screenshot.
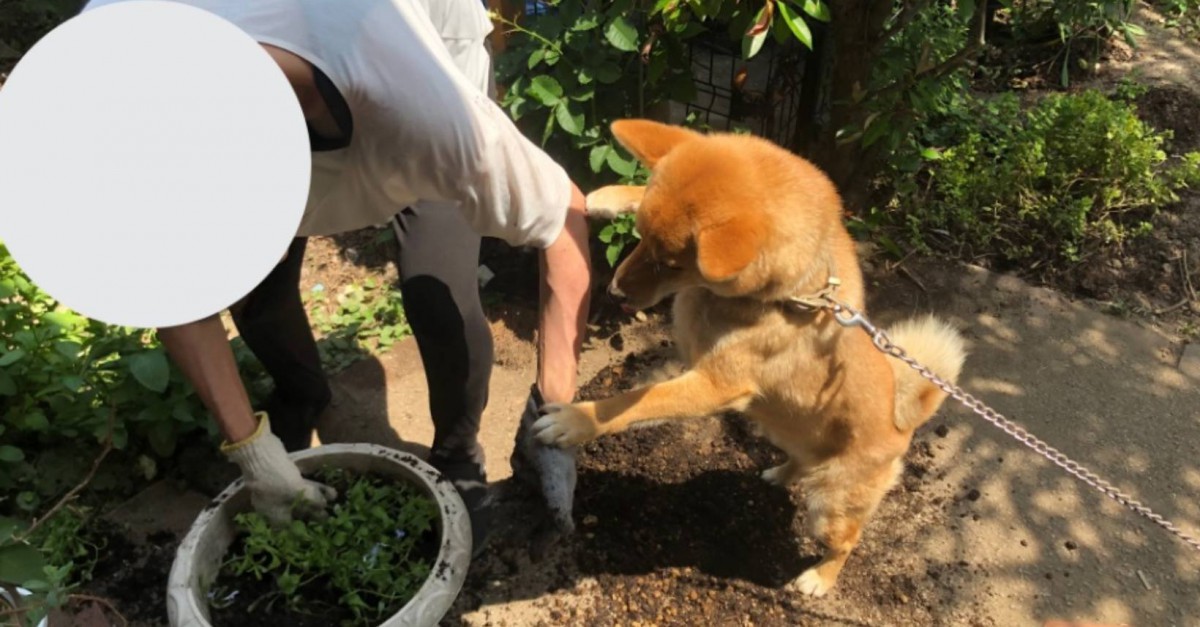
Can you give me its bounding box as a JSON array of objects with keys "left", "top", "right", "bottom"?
[{"left": 620, "top": 303, "right": 638, "bottom": 315}]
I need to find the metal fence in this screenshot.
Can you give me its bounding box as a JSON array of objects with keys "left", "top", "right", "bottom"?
[{"left": 488, "top": 0, "right": 810, "bottom": 148}]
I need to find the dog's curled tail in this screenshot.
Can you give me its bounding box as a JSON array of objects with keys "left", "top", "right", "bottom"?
[{"left": 886, "top": 315, "right": 967, "bottom": 432}]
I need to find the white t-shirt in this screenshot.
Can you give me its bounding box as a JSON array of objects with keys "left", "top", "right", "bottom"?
[{"left": 80, "top": 0, "right": 573, "bottom": 249}]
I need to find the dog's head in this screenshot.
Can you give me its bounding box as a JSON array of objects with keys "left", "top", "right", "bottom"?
[{"left": 598, "top": 119, "right": 794, "bottom": 310}]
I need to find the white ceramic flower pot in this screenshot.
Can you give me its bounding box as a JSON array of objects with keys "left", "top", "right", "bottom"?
[{"left": 166, "top": 443, "right": 472, "bottom": 627}]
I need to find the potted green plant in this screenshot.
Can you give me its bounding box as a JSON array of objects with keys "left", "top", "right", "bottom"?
[{"left": 167, "top": 443, "right": 471, "bottom": 627}]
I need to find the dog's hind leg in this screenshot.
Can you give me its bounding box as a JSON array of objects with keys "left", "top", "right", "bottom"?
[{"left": 789, "top": 458, "right": 902, "bottom": 597}]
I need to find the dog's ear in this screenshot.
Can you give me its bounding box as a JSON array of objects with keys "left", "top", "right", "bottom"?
[
  {"left": 695, "top": 214, "right": 767, "bottom": 283},
  {"left": 611, "top": 120, "right": 702, "bottom": 168}
]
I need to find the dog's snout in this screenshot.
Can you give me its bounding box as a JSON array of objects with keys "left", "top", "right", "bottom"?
[{"left": 608, "top": 281, "right": 626, "bottom": 299}]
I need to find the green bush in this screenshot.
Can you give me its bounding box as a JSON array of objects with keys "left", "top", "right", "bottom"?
[
  {"left": 493, "top": 0, "right": 826, "bottom": 265},
  {"left": 0, "top": 242, "right": 220, "bottom": 513},
  {"left": 0, "top": 0, "right": 79, "bottom": 60},
  {"left": 890, "top": 89, "right": 1200, "bottom": 266}
]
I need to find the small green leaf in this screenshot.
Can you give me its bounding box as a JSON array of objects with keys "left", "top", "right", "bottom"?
[
  {"left": 606, "top": 244, "right": 621, "bottom": 267},
  {"left": 554, "top": 102, "right": 585, "bottom": 136},
  {"left": 862, "top": 116, "right": 890, "bottom": 148},
  {"left": 572, "top": 13, "right": 601, "bottom": 31},
  {"left": 0, "top": 517, "right": 22, "bottom": 544},
  {"left": 595, "top": 63, "right": 622, "bottom": 84},
  {"left": 0, "top": 348, "right": 26, "bottom": 367},
  {"left": 0, "top": 544, "right": 45, "bottom": 585},
  {"left": 542, "top": 109, "right": 556, "bottom": 146},
  {"left": 23, "top": 411, "right": 49, "bottom": 432},
  {"left": 54, "top": 341, "right": 81, "bottom": 360},
  {"left": 0, "top": 370, "right": 15, "bottom": 396},
  {"left": 956, "top": 0, "right": 976, "bottom": 20},
  {"left": 528, "top": 49, "right": 545, "bottom": 70},
  {"left": 527, "top": 75, "right": 564, "bottom": 106},
  {"left": 61, "top": 375, "right": 85, "bottom": 392},
  {"left": 0, "top": 445, "right": 24, "bottom": 463},
  {"left": 777, "top": 2, "right": 813, "bottom": 49},
  {"left": 606, "top": 149, "right": 638, "bottom": 177},
  {"left": 797, "top": 0, "right": 832, "bottom": 22},
  {"left": 589, "top": 145, "right": 611, "bottom": 173},
  {"left": 127, "top": 349, "right": 170, "bottom": 393},
  {"left": 605, "top": 17, "right": 639, "bottom": 52},
  {"left": 598, "top": 224, "right": 616, "bottom": 243}
]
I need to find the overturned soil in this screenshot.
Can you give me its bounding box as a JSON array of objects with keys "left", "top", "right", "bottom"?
[
  {"left": 67, "top": 521, "right": 177, "bottom": 627},
  {"left": 447, "top": 348, "right": 997, "bottom": 627}
]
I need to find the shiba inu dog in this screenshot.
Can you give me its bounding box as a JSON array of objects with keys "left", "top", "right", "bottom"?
[{"left": 534, "top": 119, "right": 967, "bottom": 596}]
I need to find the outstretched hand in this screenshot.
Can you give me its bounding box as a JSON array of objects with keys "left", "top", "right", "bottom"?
[{"left": 221, "top": 412, "right": 336, "bottom": 525}]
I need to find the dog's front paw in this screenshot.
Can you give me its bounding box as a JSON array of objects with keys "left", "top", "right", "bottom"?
[
  {"left": 585, "top": 186, "right": 640, "bottom": 220},
  {"left": 532, "top": 402, "right": 603, "bottom": 447},
  {"left": 789, "top": 568, "right": 834, "bottom": 597}
]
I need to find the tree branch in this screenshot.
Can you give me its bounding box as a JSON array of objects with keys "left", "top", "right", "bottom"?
[{"left": 14, "top": 405, "right": 116, "bottom": 544}]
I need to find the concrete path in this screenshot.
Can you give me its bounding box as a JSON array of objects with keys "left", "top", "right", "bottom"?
[{"left": 865, "top": 261, "right": 1200, "bottom": 625}]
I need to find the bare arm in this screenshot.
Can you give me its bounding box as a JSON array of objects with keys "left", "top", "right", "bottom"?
[
  {"left": 157, "top": 314, "right": 258, "bottom": 443},
  {"left": 536, "top": 183, "right": 592, "bottom": 404}
]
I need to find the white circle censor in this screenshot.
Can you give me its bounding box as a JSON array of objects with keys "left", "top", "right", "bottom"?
[{"left": 0, "top": 1, "right": 310, "bottom": 328}]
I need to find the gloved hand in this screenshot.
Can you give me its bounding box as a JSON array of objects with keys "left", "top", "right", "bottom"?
[
  {"left": 220, "top": 412, "right": 336, "bottom": 525},
  {"left": 511, "top": 385, "right": 578, "bottom": 555}
]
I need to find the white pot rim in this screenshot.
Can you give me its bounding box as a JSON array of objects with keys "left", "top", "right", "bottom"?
[{"left": 166, "top": 443, "right": 472, "bottom": 627}]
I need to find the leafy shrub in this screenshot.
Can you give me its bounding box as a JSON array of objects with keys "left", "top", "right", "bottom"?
[
  {"left": 0, "top": 0, "right": 79, "bottom": 60},
  {"left": 493, "top": 0, "right": 826, "bottom": 265},
  {"left": 890, "top": 89, "right": 1200, "bottom": 266},
  {"left": 0, "top": 242, "right": 218, "bottom": 513},
  {"left": 210, "top": 468, "right": 439, "bottom": 624}
]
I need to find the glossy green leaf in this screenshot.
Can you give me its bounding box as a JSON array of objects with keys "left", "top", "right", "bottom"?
[
  {"left": 589, "top": 145, "right": 611, "bottom": 173},
  {"left": 527, "top": 75, "right": 564, "bottom": 106},
  {"left": 595, "top": 62, "right": 622, "bottom": 84},
  {"left": 0, "top": 445, "right": 24, "bottom": 463},
  {"left": 0, "top": 348, "right": 25, "bottom": 367},
  {"left": 605, "top": 16, "right": 639, "bottom": 52},
  {"left": 777, "top": 1, "right": 813, "bottom": 49},
  {"left": 0, "top": 543, "right": 44, "bottom": 585},
  {"left": 606, "top": 149, "right": 638, "bottom": 177},
  {"left": 797, "top": 0, "right": 832, "bottom": 22},
  {"left": 554, "top": 102, "right": 585, "bottom": 136},
  {"left": 127, "top": 349, "right": 170, "bottom": 393}
]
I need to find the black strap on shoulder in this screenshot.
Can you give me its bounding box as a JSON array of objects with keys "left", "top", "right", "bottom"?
[{"left": 307, "top": 62, "right": 353, "bottom": 151}]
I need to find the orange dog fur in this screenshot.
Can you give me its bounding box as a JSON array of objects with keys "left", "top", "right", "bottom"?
[{"left": 532, "top": 119, "right": 967, "bottom": 597}]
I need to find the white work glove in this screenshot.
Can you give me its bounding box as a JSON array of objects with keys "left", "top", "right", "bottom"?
[{"left": 220, "top": 412, "right": 336, "bottom": 525}]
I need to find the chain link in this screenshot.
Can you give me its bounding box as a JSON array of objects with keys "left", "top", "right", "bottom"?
[{"left": 824, "top": 298, "right": 1200, "bottom": 554}]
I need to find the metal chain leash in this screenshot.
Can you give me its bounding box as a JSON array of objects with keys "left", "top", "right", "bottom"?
[{"left": 821, "top": 296, "right": 1200, "bottom": 554}]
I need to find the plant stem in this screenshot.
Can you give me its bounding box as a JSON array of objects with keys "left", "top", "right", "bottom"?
[{"left": 15, "top": 405, "right": 116, "bottom": 544}]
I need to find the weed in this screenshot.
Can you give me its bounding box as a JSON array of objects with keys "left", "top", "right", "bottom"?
[
  {"left": 210, "top": 468, "right": 439, "bottom": 625},
  {"left": 303, "top": 280, "right": 411, "bottom": 374}
]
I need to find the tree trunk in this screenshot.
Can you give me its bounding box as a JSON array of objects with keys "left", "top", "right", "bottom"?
[{"left": 800, "top": 0, "right": 894, "bottom": 212}]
